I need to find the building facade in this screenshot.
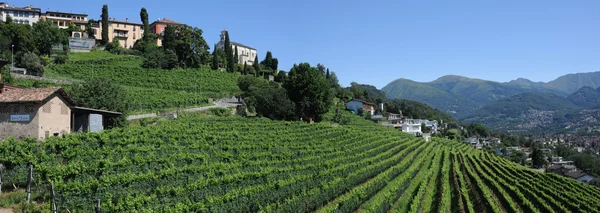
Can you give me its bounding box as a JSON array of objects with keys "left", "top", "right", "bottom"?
[
  {"left": 92, "top": 18, "right": 143, "bottom": 48},
  {"left": 0, "top": 2, "right": 41, "bottom": 26},
  {"left": 149, "top": 18, "right": 183, "bottom": 46},
  {"left": 42, "top": 11, "right": 88, "bottom": 31},
  {"left": 216, "top": 30, "right": 257, "bottom": 65},
  {"left": 346, "top": 99, "right": 375, "bottom": 115},
  {"left": 0, "top": 88, "right": 72, "bottom": 140}
]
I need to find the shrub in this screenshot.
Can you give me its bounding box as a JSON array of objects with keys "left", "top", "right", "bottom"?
[
  {"left": 236, "top": 105, "right": 247, "bottom": 117},
  {"left": 210, "top": 108, "right": 231, "bottom": 117},
  {"left": 54, "top": 54, "right": 68, "bottom": 64},
  {"left": 20, "top": 52, "right": 44, "bottom": 76}
]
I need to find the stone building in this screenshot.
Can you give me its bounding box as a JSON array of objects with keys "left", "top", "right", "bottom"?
[
  {"left": 0, "top": 85, "right": 122, "bottom": 141},
  {"left": 216, "top": 30, "right": 257, "bottom": 65}
]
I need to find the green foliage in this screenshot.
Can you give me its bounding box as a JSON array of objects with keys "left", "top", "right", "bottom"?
[
  {"left": 1, "top": 66, "right": 13, "bottom": 83},
  {"left": 531, "top": 147, "right": 548, "bottom": 169},
  {"left": 69, "top": 77, "right": 129, "bottom": 127},
  {"left": 566, "top": 86, "right": 600, "bottom": 108},
  {"left": 159, "top": 25, "right": 209, "bottom": 68},
  {"left": 236, "top": 105, "right": 247, "bottom": 117},
  {"left": 53, "top": 53, "right": 68, "bottom": 64},
  {"left": 210, "top": 107, "right": 231, "bottom": 117},
  {"left": 101, "top": 5, "right": 109, "bottom": 45},
  {"left": 261, "top": 51, "right": 273, "bottom": 69},
  {"left": 238, "top": 75, "right": 295, "bottom": 120},
  {"left": 32, "top": 20, "right": 67, "bottom": 57},
  {"left": 20, "top": 52, "right": 44, "bottom": 76},
  {"left": 210, "top": 45, "right": 219, "bottom": 70},
  {"left": 284, "top": 63, "right": 333, "bottom": 121},
  {"left": 86, "top": 19, "right": 96, "bottom": 38},
  {"left": 275, "top": 71, "right": 287, "bottom": 83},
  {"left": 224, "top": 31, "right": 234, "bottom": 72}
]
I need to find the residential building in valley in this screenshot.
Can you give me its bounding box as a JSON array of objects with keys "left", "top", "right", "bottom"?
[
  {"left": 149, "top": 18, "right": 183, "bottom": 46},
  {"left": 0, "top": 2, "right": 41, "bottom": 26},
  {"left": 216, "top": 30, "right": 257, "bottom": 65},
  {"left": 92, "top": 18, "right": 143, "bottom": 48}
]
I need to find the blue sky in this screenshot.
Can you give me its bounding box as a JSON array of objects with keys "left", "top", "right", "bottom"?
[{"left": 22, "top": 0, "right": 600, "bottom": 88}]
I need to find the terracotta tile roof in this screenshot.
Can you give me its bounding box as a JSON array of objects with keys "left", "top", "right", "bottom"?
[
  {"left": 151, "top": 18, "right": 183, "bottom": 26},
  {"left": 0, "top": 87, "right": 73, "bottom": 105}
]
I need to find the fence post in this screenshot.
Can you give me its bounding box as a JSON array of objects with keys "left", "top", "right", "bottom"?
[
  {"left": 27, "top": 164, "right": 33, "bottom": 203},
  {"left": 51, "top": 184, "right": 57, "bottom": 213},
  {"left": 96, "top": 199, "right": 102, "bottom": 213}
]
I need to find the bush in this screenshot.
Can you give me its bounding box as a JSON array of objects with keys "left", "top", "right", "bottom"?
[
  {"left": 40, "top": 55, "right": 52, "bottom": 66},
  {"left": 54, "top": 54, "right": 68, "bottom": 64},
  {"left": 236, "top": 105, "right": 247, "bottom": 117},
  {"left": 210, "top": 108, "right": 231, "bottom": 117},
  {"left": 20, "top": 52, "right": 44, "bottom": 76}
]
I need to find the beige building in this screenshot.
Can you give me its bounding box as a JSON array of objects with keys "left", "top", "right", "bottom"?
[
  {"left": 216, "top": 30, "right": 257, "bottom": 65},
  {"left": 92, "top": 18, "right": 143, "bottom": 48},
  {"left": 42, "top": 11, "right": 88, "bottom": 30},
  {"left": 0, "top": 88, "right": 72, "bottom": 140}
]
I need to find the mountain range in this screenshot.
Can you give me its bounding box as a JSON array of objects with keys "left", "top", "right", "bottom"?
[
  {"left": 382, "top": 71, "right": 600, "bottom": 118},
  {"left": 382, "top": 71, "right": 600, "bottom": 133}
]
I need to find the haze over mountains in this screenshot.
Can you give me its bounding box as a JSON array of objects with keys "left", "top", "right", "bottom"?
[{"left": 382, "top": 71, "right": 600, "bottom": 133}]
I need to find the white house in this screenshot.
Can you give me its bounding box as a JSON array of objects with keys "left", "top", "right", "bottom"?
[
  {"left": 0, "top": 2, "right": 41, "bottom": 26},
  {"left": 346, "top": 99, "right": 375, "bottom": 115},
  {"left": 401, "top": 119, "right": 422, "bottom": 135},
  {"left": 216, "top": 30, "right": 257, "bottom": 66}
]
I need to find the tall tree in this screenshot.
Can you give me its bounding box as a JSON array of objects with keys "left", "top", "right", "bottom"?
[
  {"left": 326, "top": 68, "right": 330, "bottom": 79},
  {"left": 253, "top": 55, "right": 260, "bottom": 76},
  {"left": 243, "top": 62, "right": 248, "bottom": 75},
  {"left": 70, "top": 77, "right": 129, "bottom": 128},
  {"left": 101, "top": 5, "right": 109, "bottom": 45},
  {"left": 261, "top": 51, "right": 273, "bottom": 70},
  {"left": 234, "top": 46, "right": 239, "bottom": 65},
  {"left": 224, "top": 31, "right": 234, "bottom": 72},
  {"left": 211, "top": 44, "right": 219, "bottom": 70},
  {"left": 284, "top": 63, "right": 333, "bottom": 122},
  {"left": 271, "top": 58, "right": 278, "bottom": 71},
  {"left": 140, "top": 8, "right": 150, "bottom": 38},
  {"left": 162, "top": 25, "right": 176, "bottom": 51}
]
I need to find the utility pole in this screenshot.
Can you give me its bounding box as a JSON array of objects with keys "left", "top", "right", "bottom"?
[
  {"left": 51, "top": 184, "right": 57, "bottom": 213},
  {"left": 11, "top": 44, "right": 14, "bottom": 68}
]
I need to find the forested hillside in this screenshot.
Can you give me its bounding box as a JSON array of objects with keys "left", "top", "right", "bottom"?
[{"left": 1, "top": 115, "right": 599, "bottom": 212}]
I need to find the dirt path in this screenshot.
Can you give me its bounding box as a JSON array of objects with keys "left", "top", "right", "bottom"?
[{"left": 0, "top": 208, "right": 13, "bottom": 213}]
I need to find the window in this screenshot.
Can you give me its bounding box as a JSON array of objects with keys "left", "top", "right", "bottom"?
[
  {"left": 117, "top": 23, "right": 120, "bottom": 27},
  {"left": 24, "top": 20, "right": 29, "bottom": 25},
  {"left": 12, "top": 105, "right": 20, "bottom": 113}
]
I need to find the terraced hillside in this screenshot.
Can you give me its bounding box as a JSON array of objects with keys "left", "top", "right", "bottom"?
[
  {"left": 45, "top": 51, "right": 241, "bottom": 112},
  {"left": 1, "top": 115, "right": 600, "bottom": 212}
]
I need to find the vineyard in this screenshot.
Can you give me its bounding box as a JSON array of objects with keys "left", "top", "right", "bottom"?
[
  {"left": 1, "top": 115, "right": 600, "bottom": 212},
  {"left": 44, "top": 52, "right": 241, "bottom": 112}
]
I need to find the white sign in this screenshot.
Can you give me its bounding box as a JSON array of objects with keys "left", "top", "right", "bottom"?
[{"left": 10, "top": 114, "right": 30, "bottom": 122}]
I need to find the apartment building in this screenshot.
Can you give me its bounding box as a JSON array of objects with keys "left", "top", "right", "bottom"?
[
  {"left": 0, "top": 2, "right": 41, "bottom": 26},
  {"left": 92, "top": 18, "right": 143, "bottom": 48},
  {"left": 42, "top": 11, "right": 88, "bottom": 30}
]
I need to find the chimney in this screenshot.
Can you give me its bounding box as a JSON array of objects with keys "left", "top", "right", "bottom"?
[{"left": 125, "top": 18, "right": 128, "bottom": 22}]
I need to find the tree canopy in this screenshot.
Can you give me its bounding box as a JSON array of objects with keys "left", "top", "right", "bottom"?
[{"left": 284, "top": 63, "right": 333, "bottom": 122}]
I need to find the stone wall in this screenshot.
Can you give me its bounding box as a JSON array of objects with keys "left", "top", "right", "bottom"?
[{"left": 0, "top": 103, "right": 40, "bottom": 141}]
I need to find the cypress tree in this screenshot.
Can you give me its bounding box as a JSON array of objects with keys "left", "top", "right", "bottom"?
[
  {"left": 140, "top": 8, "right": 150, "bottom": 39},
  {"left": 326, "top": 68, "right": 330, "bottom": 79},
  {"left": 224, "top": 31, "right": 234, "bottom": 72},
  {"left": 234, "top": 46, "right": 239, "bottom": 65},
  {"left": 211, "top": 45, "right": 219, "bottom": 70},
  {"left": 261, "top": 51, "right": 273, "bottom": 69},
  {"left": 253, "top": 55, "right": 260, "bottom": 77},
  {"left": 101, "top": 5, "right": 109, "bottom": 45},
  {"left": 243, "top": 62, "right": 248, "bottom": 75}
]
